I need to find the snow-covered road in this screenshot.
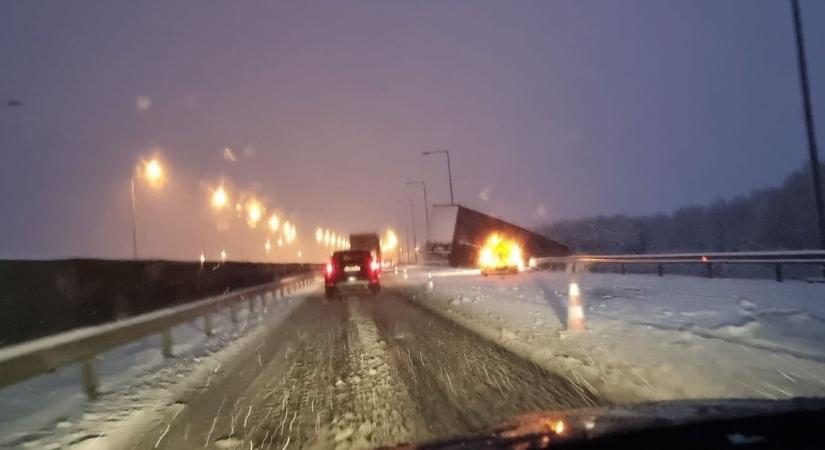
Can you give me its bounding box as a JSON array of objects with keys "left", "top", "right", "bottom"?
[
  {"left": 103, "top": 289, "right": 600, "bottom": 450},
  {"left": 6, "top": 266, "right": 823, "bottom": 449}
]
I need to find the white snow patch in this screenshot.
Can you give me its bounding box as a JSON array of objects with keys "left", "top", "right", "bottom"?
[{"left": 390, "top": 267, "right": 825, "bottom": 403}]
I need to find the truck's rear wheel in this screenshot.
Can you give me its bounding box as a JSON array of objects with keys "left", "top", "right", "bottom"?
[
  {"left": 325, "top": 286, "right": 336, "bottom": 299},
  {"left": 369, "top": 284, "right": 381, "bottom": 296}
]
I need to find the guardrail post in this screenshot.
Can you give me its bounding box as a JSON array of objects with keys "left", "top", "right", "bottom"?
[
  {"left": 705, "top": 263, "right": 713, "bottom": 279},
  {"left": 204, "top": 313, "right": 213, "bottom": 336},
  {"left": 571, "top": 263, "right": 576, "bottom": 274},
  {"left": 81, "top": 358, "right": 99, "bottom": 400},
  {"left": 657, "top": 264, "right": 664, "bottom": 277},
  {"left": 279, "top": 286, "right": 285, "bottom": 298},
  {"left": 620, "top": 263, "right": 626, "bottom": 275},
  {"left": 161, "top": 329, "right": 174, "bottom": 358},
  {"left": 229, "top": 303, "right": 238, "bottom": 326},
  {"left": 247, "top": 295, "right": 255, "bottom": 314},
  {"left": 775, "top": 264, "right": 784, "bottom": 282}
]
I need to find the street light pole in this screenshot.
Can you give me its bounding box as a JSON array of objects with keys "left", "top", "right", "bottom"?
[
  {"left": 130, "top": 157, "right": 165, "bottom": 260},
  {"left": 422, "top": 150, "right": 455, "bottom": 205},
  {"left": 130, "top": 177, "right": 138, "bottom": 259},
  {"left": 405, "top": 181, "right": 430, "bottom": 233},
  {"left": 445, "top": 150, "right": 454, "bottom": 205},
  {"left": 397, "top": 203, "right": 410, "bottom": 264},
  {"left": 791, "top": 0, "right": 825, "bottom": 260}
]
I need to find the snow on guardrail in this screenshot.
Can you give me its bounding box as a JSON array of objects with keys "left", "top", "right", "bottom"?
[
  {"left": 534, "top": 250, "right": 825, "bottom": 282},
  {"left": 0, "top": 271, "right": 318, "bottom": 398}
]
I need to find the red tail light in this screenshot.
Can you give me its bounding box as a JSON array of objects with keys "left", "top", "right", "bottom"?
[
  {"left": 370, "top": 259, "right": 380, "bottom": 272},
  {"left": 325, "top": 261, "right": 334, "bottom": 276}
]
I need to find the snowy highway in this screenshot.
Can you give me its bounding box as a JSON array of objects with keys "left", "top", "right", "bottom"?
[
  {"left": 121, "top": 286, "right": 601, "bottom": 449},
  {"left": 5, "top": 266, "right": 823, "bottom": 449}
]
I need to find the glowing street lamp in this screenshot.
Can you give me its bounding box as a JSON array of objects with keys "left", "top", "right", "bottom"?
[
  {"left": 210, "top": 186, "right": 229, "bottom": 210},
  {"left": 268, "top": 214, "right": 280, "bottom": 233},
  {"left": 220, "top": 249, "right": 227, "bottom": 262},
  {"left": 277, "top": 237, "right": 283, "bottom": 247},
  {"left": 199, "top": 252, "right": 206, "bottom": 265},
  {"left": 324, "top": 230, "right": 331, "bottom": 247},
  {"left": 315, "top": 228, "right": 323, "bottom": 243},
  {"left": 282, "top": 221, "right": 296, "bottom": 244},
  {"left": 245, "top": 198, "right": 264, "bottom": 228},
  {"left": 265, "top": 238, "right": 272, "bottom": 254},
  {"left": 382, "top": 229, "right": 399, "bottom": 252},
  {"left": 139, "top": 158, "right": 165, "bottom": 189},
  {"left": 130, "top": 156, "right": 167, "bottom": 259}
]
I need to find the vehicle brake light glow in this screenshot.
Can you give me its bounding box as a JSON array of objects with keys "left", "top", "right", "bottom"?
[
  {"left": 370, "top": 259, "right": 380, "bottom": 272},
  {"left": 325, "top": 262, "right": 334, "bottom": 276}
]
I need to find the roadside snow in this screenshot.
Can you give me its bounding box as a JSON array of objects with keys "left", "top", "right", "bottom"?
[
  {"left": 0, "top": 284, "right": 314, "bottom": 449},
  {"left": 394, "top": 268, "right": 825, "bottom": 403}
]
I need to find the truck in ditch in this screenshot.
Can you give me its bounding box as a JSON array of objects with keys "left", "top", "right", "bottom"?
[{"left": 425, "top": 204, "right": 570, "bottom": 269}]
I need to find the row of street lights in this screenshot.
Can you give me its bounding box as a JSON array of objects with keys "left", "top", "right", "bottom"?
[
  {"left": 129, "top": 150, "right": 457, "bottom": 263},
  {"left": 128, "top": 155, "right": 308, "bottom": 262},
  {"left": 396, "top": 150, "right": 456, "bottom": 264},
  {"left": 315, "top": 227, "right": 350, "bottom": 250},
  {"left": 206, "top": 180, "right": 298, "bottom": 260}
]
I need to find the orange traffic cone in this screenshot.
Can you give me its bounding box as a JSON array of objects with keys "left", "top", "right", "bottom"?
[{"left": 567, "top": 282, "right": 586, "bottom": 331}]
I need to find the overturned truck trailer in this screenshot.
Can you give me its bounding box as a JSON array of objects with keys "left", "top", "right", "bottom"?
[{"left": 426, "top": 204, "right": 570, "bottom": 267}]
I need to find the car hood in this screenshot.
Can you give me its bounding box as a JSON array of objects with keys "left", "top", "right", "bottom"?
[{"left": 385, "top": 397, "right": 825, "bottom": 449}]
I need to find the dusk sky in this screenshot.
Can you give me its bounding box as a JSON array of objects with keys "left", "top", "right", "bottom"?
[{"left": 1, "top": 0, "right": 824, "bottom": 261}]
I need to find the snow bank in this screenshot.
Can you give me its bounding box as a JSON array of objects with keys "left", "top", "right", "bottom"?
[{"left": 394, "top": 268, "right": 825, "bottom": 403}]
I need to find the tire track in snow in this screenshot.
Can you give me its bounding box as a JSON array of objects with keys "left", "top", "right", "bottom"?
[
  {"left": 303, "top": 299, "right": 429, "bottom": 449},
  {"left": 366, "top": 290, "right": 603, "bottom": 441}
]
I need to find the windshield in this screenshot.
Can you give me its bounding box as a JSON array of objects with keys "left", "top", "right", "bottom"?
[{"left": 2, "top": 1, "right": 825, "bottom": 449}]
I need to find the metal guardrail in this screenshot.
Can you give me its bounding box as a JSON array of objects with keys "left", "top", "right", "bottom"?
[
  {"left": 0, "top": 271, "right": 317, "bottom": 399},
  {"left": 534, "top": 250, "right": 825, "bottom": 282}
]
